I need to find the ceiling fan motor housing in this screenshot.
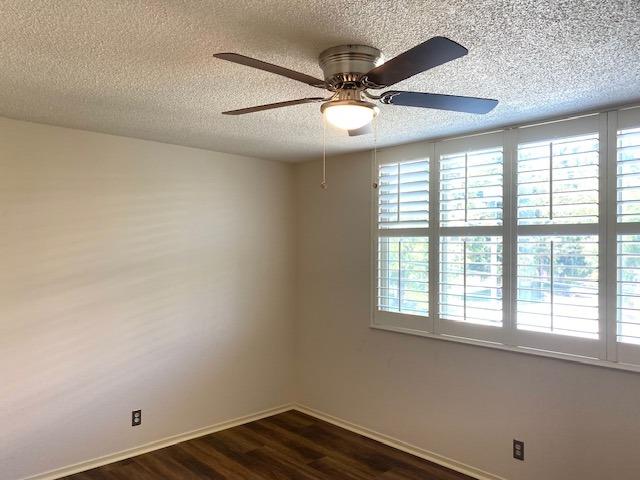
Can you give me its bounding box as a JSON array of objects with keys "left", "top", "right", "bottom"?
[{"left": 318, "top": 45, "right": 383, "bottom": 90}]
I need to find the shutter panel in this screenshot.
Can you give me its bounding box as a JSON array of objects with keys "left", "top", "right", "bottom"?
[
  {"left": 436, "top": 141, "right": 504, "bottom": 334},
  {"left": 439, "top": 147, "right": 503, "bottom": 227},
  {"left": 617, "top": 125, "right": 640, "bottom": 349},
  {"left": 617, "top": 128, "right": 640, "bottom": 223},
  {"left": 378, "top": 237, "right": 428, "bottom": 316},
  {"left": 617, "top": 235, "right": 640, "bottom": 345},
  {"left": 439, "top": 236, "right": 503, "bottom": 326},
  {"left": 515, "top": 128, "right": 601, "bottom": 346},
  {"left": 517, "top": 134, "right": 599, "bottom": 225},
  {"left": 516, "top": 235, "right": 599, "bottom": 339},
  {"left": 376, "top": 156, "right": 430, "bottom": 324},
  {"left": 378, "top": 159, "right": 429, "bottom": 229}
]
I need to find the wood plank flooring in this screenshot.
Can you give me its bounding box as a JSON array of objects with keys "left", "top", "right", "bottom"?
[{"left": 63, "top": 410, "right": 476, "bottom": 480}]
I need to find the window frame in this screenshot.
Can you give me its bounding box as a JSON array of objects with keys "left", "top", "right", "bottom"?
[{"left": 370, "top": 105, "right": 640, "bottom": 373}]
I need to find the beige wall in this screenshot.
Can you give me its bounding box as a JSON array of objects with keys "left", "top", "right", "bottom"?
[
  {"left": 294, "top": 150, "right": 640, "bottom": 480},
  {"left": 0, "top": 118, "right": 295, "bottom": 480}
]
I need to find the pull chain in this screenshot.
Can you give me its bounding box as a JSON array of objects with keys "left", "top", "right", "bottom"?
[
  {"left": 372, "top": 115, "right": 378, "bottom": 189},
  {"left": 320, "top": 116, "right": 327, "bottom": 190}
]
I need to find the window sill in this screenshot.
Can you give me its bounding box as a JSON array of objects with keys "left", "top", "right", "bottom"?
[{"left": 370, "top": 323, "right": 640, "bottom": 374}]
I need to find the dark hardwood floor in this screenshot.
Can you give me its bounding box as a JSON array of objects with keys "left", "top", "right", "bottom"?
[{"left": 63, "top": 410, "right": 475, "bottom": 480}]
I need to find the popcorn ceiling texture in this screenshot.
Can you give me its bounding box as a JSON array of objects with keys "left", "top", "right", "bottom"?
[{"left": 0, "top": 0, "right": 638, "bottom": 162}]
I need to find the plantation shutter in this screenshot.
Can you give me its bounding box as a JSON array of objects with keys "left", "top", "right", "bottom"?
[
  {"left": 434, "top": 133, "right": 506, "bottom": 343},
  {"left": 374, "top": 144, "right": 433, "bottom": 332},
  {"left": 513, "top": 115, "right": 604, "bottom": 358},
  {"left": 615, "top": 107, "right": 640, "bottom": 365}
]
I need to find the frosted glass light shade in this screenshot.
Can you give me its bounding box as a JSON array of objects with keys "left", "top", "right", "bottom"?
[{"left": 322, "top": 102, "right": 376, "bottom": 130}]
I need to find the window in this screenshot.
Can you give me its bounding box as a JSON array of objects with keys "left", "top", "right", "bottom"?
[{"left": 373, "top": 106, "right": 640, "bottom": 371}]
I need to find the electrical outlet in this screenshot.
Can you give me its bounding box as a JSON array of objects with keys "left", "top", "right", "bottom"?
[
  {"left": 132, "top": 410, "right": 142, "bottom": 427},
  {"left": 513, "top": 439, "right": 524, "bottom": 461}
]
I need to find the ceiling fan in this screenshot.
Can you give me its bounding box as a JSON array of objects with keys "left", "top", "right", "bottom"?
[{"left": 213, "top": 37, "right": 498, "bottom": 136}]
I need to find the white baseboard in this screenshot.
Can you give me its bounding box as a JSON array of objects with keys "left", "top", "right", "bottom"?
[
  {"left": 21, "top": 403, "right": 294, "bottom": 480},
  {"left": 22, "top": 402, "right": 503, "bottom": 480},
  {"left": 293, "top": 404, "right": 506, "bottom": 480}
]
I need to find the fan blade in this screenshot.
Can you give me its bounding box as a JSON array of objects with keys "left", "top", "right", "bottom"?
[
  {"left": 214, "top": 53, "right": 326, "bottom": 88},
  {"left": 348, "top": 124, "right": 373, "bottom": 136},
  {"left": 364, "top": 37, "right": 468, "bottom": 87},
  {"left": 222, "top": 97, "right": 326, "bottom": 115},
  {"left": 382, "top": 91, "right": 498, "bottom": 114}
]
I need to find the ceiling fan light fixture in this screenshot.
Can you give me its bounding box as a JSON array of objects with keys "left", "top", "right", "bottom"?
[{"left": 321, "top": 99, "right": 378, "bottom": 131}]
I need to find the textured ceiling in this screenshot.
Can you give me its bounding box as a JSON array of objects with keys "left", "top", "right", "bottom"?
[{"left": 0, "top": 1, "right": 639, "bottom": 162}]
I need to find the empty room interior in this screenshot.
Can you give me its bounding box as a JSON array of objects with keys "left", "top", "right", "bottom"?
[{"left": 3, "top": 2, "right": 640, "bottom": 480}]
